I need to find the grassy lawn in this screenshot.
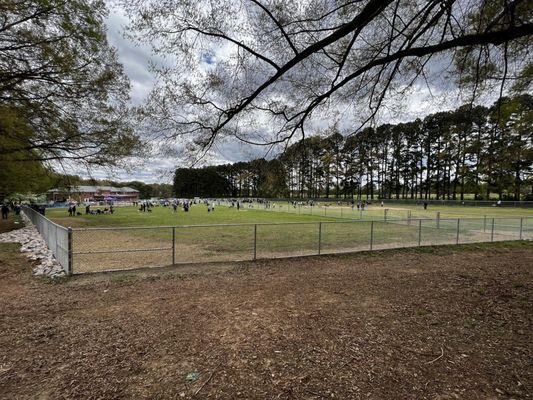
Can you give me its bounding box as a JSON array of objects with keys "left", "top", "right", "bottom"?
[
  {"left": 44, "top": 203, "right": 532, "bottom": 273},
  {"left": 46, "top": 204, "right": 338, "bottom": 228},
  {"left": 257, "top": 201, "right": 533, "bottom": 219},
  {"left": 46, "top": 202, "right": 533, "bottom": 229}
]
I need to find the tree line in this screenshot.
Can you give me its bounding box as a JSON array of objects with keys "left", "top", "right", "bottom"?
[{"left": 174, "top": 95, "right": 532, "bottom": 201}]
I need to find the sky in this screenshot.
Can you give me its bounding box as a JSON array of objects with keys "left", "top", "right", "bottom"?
[
  {"left": 79, "top": 6, "right": 273, "bottom": 183},
  {"left": 85, "top": 3, "right": 486, "bottom": 184}
]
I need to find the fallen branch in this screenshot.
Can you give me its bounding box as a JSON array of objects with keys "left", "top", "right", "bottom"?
[
  {"left": 194, "top": 364, "right": 220, "bottom": 396},
  {"left": 426, "top": 347, "right": 444, "bottom": 364}
]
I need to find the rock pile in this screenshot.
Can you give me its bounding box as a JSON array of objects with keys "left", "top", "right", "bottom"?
[{"left": 0, "top": 212, "right": 66, "bottom": 278}]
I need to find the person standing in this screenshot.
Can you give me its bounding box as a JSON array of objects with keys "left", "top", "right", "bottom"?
[{"left": 1, "top": 204, "right": 8, "bottom": 220}]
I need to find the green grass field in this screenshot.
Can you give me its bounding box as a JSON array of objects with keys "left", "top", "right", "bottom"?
[
  {"left": 45, "top": 203, "right": 533, "bottom": 274},
  {"left": 46, "top": 203, "right": 338, "bottom": 228},
  {"left": 250, "top": 201, "right": 533, "bottom": 220}
]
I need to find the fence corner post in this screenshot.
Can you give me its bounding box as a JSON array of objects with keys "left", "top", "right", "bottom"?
[
  {"left": 491, "top": 218, "right": 495, "bottom": 242},
  {"left": 253, "top": 224, "right": 257, "bottom": 260},
  {"left": 456, "top": 218, "right": 460, "bottom": 245},
  {"left": 370, "top": 220, "right": 374, "bottom": 251},
  {"left": 318, "top": 222, "right": 322, "bottom": 255},
  {"left": 67, "top": 227, "right": 73, "bottom": 276},
  {"left": 519, "top": 217, "right": 523, "bottom": 240},
  {"left": 172, "top": 227, "right": 176, "bottom": 265},
  {"left": 417, "top": 219, "right": 422, "bottom": 246}
]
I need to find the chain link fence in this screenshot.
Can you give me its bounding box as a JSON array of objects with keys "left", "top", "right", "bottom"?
[
  {"left": 236, "top": 200, "right": 533, "bottom": 223},
  {"left": 68, "top": 216, "right": 533, "bottom": 274},
  {"left": 20, "top": 205, "right": 532, "bottom": 274},
  {"left": 22, "top": 206, "right": 71, "bottom": 274}
]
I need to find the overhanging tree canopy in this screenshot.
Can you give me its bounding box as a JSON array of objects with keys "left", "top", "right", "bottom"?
[
  {"left": 123, "top": 0, "right": 532, "bottom": 161},
  {"left": 0, "top": 0, "right": 140, "bottom": 167}
]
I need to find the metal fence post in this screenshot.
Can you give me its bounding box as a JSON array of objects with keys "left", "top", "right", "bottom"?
[
  {"left": 67, "top": 227, "right": 73, "bottom": 275},
  {"left": 370, "top": 221, "right": 374, "bottom": 251},
  {"left": 253, "top": 224, "right": 257, "bottom": 260},
  {"left": 172, "top": 227, "right": 175, "bottom": 265},
  {"left": 483, "top": 215, "right": 487, "bottom": 233},
  {"left": 418, "top": 219, "right": 422, "bottom": 246},
  {"left": 456, "top": 218, "right": 460, "bottom": 245},
  {"left": 519, "top": 217, "right": 523, "bottom": 240},
  {"left": 318, "top": 222, "right": 322, "bottom": 255},
  {"left": 384, "top": 208, "right": 388, "bottom": 222},
  {"left": 491, "top": 218, "right": 495, "bottom": 242},
  {"left": 436, "top": 212, "right": 440, "bottom": 229},
  {"left": 55, "top": 225, "right": 59, "bottom": 258}
]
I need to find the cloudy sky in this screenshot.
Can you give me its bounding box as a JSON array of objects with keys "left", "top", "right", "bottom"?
[
  {"left": 79, "top": 6, "right": 275, "bottom": 183},
  {"left": 87, "top": 3, "right": 488, "bottom": 184}
]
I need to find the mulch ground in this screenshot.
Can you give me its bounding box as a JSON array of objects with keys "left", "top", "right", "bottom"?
[
  {"left": 0, "top": 241, "right": 532, "bottom": 399},
  {"left": 0, "top": 215, "right": 22, "bottom": 234}
]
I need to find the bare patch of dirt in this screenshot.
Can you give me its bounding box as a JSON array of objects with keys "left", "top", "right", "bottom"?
[
  {"left": 0, "top": 242, "right": 532, "bottom": 399},
  {"left": 0, "top": 216, "right": 22, "bottom": 233}
]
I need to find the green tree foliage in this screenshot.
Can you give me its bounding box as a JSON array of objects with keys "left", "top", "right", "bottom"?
[
  {"left": 0, "top": 0, "right": 141, "bottom": 197},
  {"left": 173, "top": 96, "right": 532, "bottom": 200}
]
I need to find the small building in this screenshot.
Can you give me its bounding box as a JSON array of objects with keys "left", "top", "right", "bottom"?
[{"left": 47, "top": 186, "right": 140, "bottom": 203}]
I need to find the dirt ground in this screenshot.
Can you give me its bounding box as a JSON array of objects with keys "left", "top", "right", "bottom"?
[{"left": 0, "top": 241, "right": 532, "bottom": 399}]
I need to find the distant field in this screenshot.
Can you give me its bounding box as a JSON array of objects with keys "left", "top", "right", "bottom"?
[
  {"left": 45, "top": 203, "right": 533, "bottom": 274},
  {"left": 255, "top": 201, "right": 533, "bottom": 220}
]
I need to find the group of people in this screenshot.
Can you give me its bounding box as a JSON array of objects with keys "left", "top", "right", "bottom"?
[
  {"left": 229, "top": 200, "right": 241, "bottom": 210},
  {"left": 168, "top": 200, "right": 191, "bottom": 212},
  {"left": 85, "top": 204, "right": 114, "bottom": 215},
  {"left": 138, "top": 202, "right": 152, "bottom": 212},
  {"left": 67, "top": 203, "right": 115, "bottom": 216},
  {"left": 67, "top": 204, "right": 79, "bottom": 216},
  {"left": 351, "top": 200, "right": 371, "bottom": 211},
  {"left": 1, "top": 203, "right": 20, "bottom": 220}
]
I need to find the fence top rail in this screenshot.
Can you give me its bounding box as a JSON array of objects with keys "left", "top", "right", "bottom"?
[
  {"left": 22, "top": 205, "right": 69, "bottom": 231},
  {"left": 66, "top": 216, "right": 533, "bottom": 231}
]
